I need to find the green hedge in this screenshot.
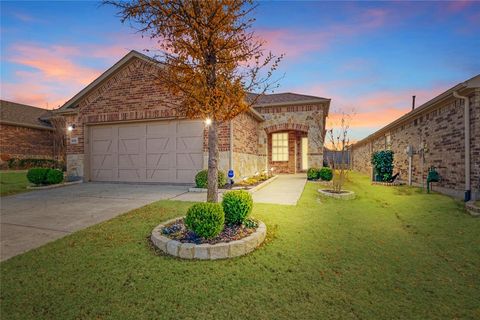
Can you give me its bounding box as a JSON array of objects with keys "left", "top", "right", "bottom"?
[
  {"left": 318, "top": 167, "right": 333, "bottom": 181},
  {"left": 195, "top": 169, "right": 227, "bottom": 188},
  {"left": 26, "top": 168, "right": 50, "bottom": 185},
  {"left": 307, "top": 167, "right": 320, "bottom": 180},
  {"left": 222, "top": 190, "right": 253, "bottom": 225},
  {"left": 185, "top": 203, "right": 225, "bottom": 239},
  {"left": 26, "top": 168, "right": 64, "bottom": 186},
  {"left": 46, "top": 169, "right": 64, "bottom": 185},
  {"left": 371, "top": 150, "right": 394, "bottom": 182}
]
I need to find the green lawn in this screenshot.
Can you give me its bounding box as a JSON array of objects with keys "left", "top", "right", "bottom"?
[
  {"left": 0, "top": 171, "right": 30, "bottom": 196},
  {"left": 1, "top": 173, "right": 479, "bottom": 319}
]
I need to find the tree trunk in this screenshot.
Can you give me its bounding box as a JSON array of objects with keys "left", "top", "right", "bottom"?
[{"left": 207, "top": 120, "right": 219, "bottom": 202}]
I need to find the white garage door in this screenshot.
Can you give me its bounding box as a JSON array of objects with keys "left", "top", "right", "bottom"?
[{"left": 89, "top": 120, "right": 204, "bottom": 183}]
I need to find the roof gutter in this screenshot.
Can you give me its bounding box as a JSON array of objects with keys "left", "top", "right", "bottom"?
[{"left": 453, "top": 91, "right": 471, "bottom": 202}]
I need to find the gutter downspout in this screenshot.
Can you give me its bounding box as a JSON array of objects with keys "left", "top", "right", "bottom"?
[{"left": 453, "top": 91, "right": 471, "bottom": 202}]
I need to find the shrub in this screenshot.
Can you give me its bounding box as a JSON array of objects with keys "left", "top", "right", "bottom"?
[
  {"left": 184, "top": 203, "right": 225, "bottom": 239},
  {"left": 318, "top": 167, "right": 333, "bottom": 181},
  {"left": 46, "top": 169, "right": 64, "bottom": 185},
  {"left": 371, "top": 150, "right": 394, "bottom": 182},
  {"left": 26, "top": 168, "right": 50, "bottom": 185},
  {"left": 222, "top": 190, "right": 253, "bottom": 225},
  {"left": 307, "top": 167, "right": 320, "bottom": 180},
  {"left": 195, "top": 169, "right": 227, "bottom": 188}
]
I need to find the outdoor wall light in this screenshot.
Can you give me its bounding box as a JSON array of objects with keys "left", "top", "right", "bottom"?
[
  {"left": 205, "top": 118, "right": 212, "bottom": 126},
  {"left": 67, "top": 124, "right": 76, "bottom": 132}
]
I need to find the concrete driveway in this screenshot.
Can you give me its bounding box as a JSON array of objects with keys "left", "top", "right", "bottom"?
[{"left": 0, "top": 183, "right": 189, "bottom": 261}]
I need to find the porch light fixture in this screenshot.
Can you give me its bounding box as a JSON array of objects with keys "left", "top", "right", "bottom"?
[
  {"left": 67, "top": 124, "right": 76, "bottom": 132},
  {"left": 205, "top": 118, "right": 212, "bottom": 126}
]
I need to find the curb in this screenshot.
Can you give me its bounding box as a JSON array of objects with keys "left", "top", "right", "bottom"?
[
  {"left": 318, "top": 189, "right": 356, "bottom": 200},
  {"left": 151, "top": 217, "right": 267, "bottom": 260},
  {"left": 27, "top": 180, "right": 83, "bottom": 190}
]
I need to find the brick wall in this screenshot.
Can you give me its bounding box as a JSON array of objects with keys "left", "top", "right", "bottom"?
[
  {"left": 233, "top": 112, "right": 258, "bottom": 155},
  {"left": 0, "top": 124, "right": 53, "bottom": 159},
  {"left": 351, "top": 90, "right": 480, "bottom": 199}
]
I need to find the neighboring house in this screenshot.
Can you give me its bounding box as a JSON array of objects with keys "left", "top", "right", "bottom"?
[
  {"left": 350, "top": 74, "right": 480, "bottom": 201},
  {"left": 56, "top": 50, "right": 330, "bottom": 183},
  {"left": 0, "top": 100, "right": 55, "bottom": 163}
]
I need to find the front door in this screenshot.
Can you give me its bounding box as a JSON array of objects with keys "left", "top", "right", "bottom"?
[{"left": 301, "top": 137, "right": 308, "bottom": 170}]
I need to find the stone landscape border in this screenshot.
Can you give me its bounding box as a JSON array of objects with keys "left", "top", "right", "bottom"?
[
  {"left": 151, "top": 217, "right": 267, "bottom": 260},
  {"left": 27, "top": 180, "right": 83, "bottom": 190},
  {"left": 465, "top": 201, "right": 480, "bottom": 217},
  {"left": 371, "top": 181, "right": 404, "bottom": 186},
  {"left": 188, "top": 175, "right": 279, "bottom": 194},
  {"left": 318, "top": 189, "right": 356, "bottom": 200}
]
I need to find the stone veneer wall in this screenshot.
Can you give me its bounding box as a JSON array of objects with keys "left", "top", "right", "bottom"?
[
  {"left": 255, "top": 103, "right": 327, "bottom": 173},
  {"left": 351, "top": 90, "right": 480, "bottom": 200},
  {"left": 0, "top": 124, "right": 53, "bottom": 160}
]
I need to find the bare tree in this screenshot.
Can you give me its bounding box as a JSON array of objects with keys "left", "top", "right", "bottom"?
[
  {"left": 326, "top": 111, "right": 353, "bottom": 192},
  {"left": 105, "top": 0, "right": 283, "bottom": 202}
]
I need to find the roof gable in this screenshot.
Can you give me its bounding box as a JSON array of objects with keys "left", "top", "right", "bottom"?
[{"left": 56, "top": 50, "right": 161, "bottom": 113}]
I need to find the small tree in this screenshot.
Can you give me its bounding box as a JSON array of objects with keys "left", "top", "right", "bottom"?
[
  {"left": 106, "top": 0, "right": 282, "bottom": 202},
  {"left": 325, "top": 112, "right": 353, "bottom": 192}
]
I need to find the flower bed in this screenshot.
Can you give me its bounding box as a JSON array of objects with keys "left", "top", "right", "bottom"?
[
  {"left": 151, "top": 217, "right": 267, "bottom": 260},
  {"left": 318, "top": 189, "right": 356, "bottom": 200},
  {"left": 188, "top": 175, "right": 278, "bottom": 193},
  {"left": 161, "top": 218, "right": 257, "bottom": 244}
]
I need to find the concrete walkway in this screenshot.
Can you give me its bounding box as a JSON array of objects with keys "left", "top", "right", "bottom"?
[
  {"left": 174, "top": 174, "right": 307, "bottom": 205},
  {"left": 0, "top": 183, "right": 189, "bottom": 261},
  {"left": 252, "top": 174, "right": 307, "bottom": 205}
]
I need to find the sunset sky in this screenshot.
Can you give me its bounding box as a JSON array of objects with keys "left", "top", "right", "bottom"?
[{"left": 1, "top": 1, "right": 479, "bottom": 140}]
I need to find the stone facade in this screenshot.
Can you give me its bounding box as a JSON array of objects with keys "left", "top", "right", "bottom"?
[
  {"left": 59, "top": 52, "right": 329, "bottom": 183},
  {"left": 351, "top": 87, "right": 480, "bottom": 200},
  {"left": 255, "top": 104, "right": 327, "bottom": 173},
  {"left": 0, "top": 123, "right": 53, "bottom": 160}
]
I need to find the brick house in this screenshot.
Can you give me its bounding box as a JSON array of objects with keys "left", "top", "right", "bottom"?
[
  {"left": 0, "top": 100, "right": 55, "bottom": 164},
  {"left": 56, "top": 51, "right": 330, "bottom": 183},
  {"left": 350, "top": 74, "right": 480, "bottom": 201}
]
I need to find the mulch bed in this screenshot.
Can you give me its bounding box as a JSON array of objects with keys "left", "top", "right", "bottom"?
[{"left": 162, "top": 219, "right": 257, "bottom": 244}]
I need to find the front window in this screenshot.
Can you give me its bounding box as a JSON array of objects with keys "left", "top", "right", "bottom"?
[{"left": 272, "top": 133, "right": 288, "bottom": 161}]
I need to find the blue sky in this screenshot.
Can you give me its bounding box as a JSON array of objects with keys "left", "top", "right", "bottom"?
[{"left": 1, "top": 0, "right": 479, "bottom": 140}]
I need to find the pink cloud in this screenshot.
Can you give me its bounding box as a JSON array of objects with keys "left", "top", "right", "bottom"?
[
  {"left": 8, "top": 44, "right": 101, "bottom": 85},
  {"left": 256, "top": 8, "right": 391, "bottom": 58},
  {"left": 1, "top": 36, "right": 157, "bottom": 109},
  {"left": 298, "top": 80, "right": 450, "bottom": 132}
]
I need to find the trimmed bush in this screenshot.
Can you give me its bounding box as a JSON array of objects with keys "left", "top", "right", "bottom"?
[
  {"left": 195, "top": 169, "right": 227, "bottom": 188},
  {"left": 319, "top": 167, "right": 333, "bottom": 181},
  {"left": 222, "top": 190, "right": 253, "bottom": 225},
  {"left": 26, "top": 168, "right": 50, "bottom": 185},
  {"left": 307, "top": 167, "right": 320, "bottom": 180},
  {"left": 371, "top": 150, "right": 394, "bottom": 182},
  {"left": 46, "top": 169, "right": 64, "bottom": 185},
  {"left": 185, "top": 203, "right": 225, "bottom": 239}
]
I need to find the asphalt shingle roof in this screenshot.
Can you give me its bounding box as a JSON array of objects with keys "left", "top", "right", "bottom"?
[
  {"left": 247, "top": 92, "right": 329, "bottom": 106},
  {"left": 0, "top": 100, "right": 53, "bottom": 129}
]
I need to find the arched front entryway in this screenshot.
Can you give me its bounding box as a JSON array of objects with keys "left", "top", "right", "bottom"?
[{"left": 263, "top": 123, "right": 310, "bottom": 174}]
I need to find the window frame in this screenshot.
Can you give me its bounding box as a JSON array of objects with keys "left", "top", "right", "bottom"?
[{"left": 271, "top": 132, "right": 289, "bottom": 162}]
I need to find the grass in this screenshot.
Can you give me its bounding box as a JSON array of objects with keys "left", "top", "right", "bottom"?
[
  {"left": 0, "top": 171, "right": 30, "bottom": 196},
  {"left": 1, "top": 172, "right": 479, "bottom": 319}
]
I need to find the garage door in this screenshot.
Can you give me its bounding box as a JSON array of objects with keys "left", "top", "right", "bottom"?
[{"left": 90, "top": 120, "right": 204, "bottom": 183}]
